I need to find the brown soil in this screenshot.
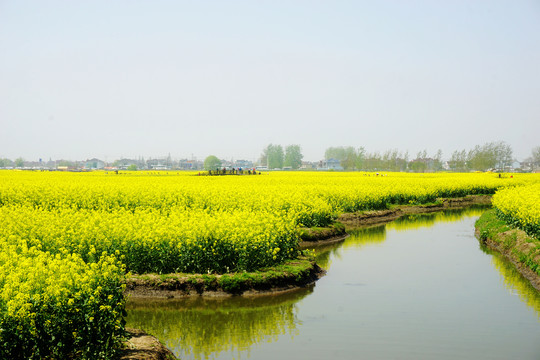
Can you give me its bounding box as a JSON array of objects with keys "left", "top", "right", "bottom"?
[
  {"left": 120, "top": 328, "right": 177, "bottom": 360},
  {"left": 339, "top": 195, "right": 492, "bottom": 229},
  {"left": 298, "top": 223, "right": 349, "bottom": 248},
  {"left": 299, "top": 233, "right": 349, "bottom": 249},
  {"left": 300, "top": 225, "right": 346, "bottom": 241},
  {"left": 476, "top": 228, "right": 540, "bottom": 292}
]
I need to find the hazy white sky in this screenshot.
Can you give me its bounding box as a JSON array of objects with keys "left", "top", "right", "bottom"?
[{"left": 1, "top": 0, "right": 539, "bottom": 162}]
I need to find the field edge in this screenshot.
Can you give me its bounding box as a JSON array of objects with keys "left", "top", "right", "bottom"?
[
  {"left": 475, "top": 209, "right": 540, "bottom": 292},
  {"left": 125, "top": 256, "right": 325, "bottom": 298}
]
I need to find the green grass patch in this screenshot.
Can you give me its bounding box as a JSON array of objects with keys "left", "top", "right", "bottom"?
[
  {"left": 299, "top": 222, "right": 346, "bottom": 241},
  {"left": 476, "top": 209, "right": 540, "bottom": 276},
  {"left": 127, "top": 255, "right": 321, "bottom": 295}
]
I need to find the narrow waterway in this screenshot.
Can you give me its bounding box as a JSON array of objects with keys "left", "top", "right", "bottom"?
[{"left": 127, "top": 207, "right": 540, "bottom": 359}]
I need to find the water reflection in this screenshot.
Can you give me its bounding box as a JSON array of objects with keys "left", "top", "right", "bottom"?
[
  {"left": 127, "top": 205, "right": 540, "bottom": 359},
  {"left": 316, "top": 206, "right": 490, "bottom": 268},
  {"left": 390, "top": 205, "right": 490, "bottom": 231},
  {"left": 481, "top": 244, "right": 540, "bottom": 318},
  {"left": 126, "top": 286, "right": 313, "bottom": 359}
]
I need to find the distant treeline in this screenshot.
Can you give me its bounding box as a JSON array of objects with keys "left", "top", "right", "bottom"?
[
  {"left": 259, "top": 144, "right": 303, "bottom": 170},
  {"left": 323, "top": 146, "right": 441, "bottom": 172},
  {"left": 3, "top": 142, "right": 539, "bottom": 173},
  {"left": 322, "top": 142, "right": 539, "bottom": 172}
]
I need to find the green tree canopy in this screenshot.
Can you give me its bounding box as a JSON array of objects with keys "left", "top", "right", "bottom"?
[
  {"left": 0, "top": 158, "right": 11, "bottom": 168},
  {"left": 324, "top": 147, "right": 346, "bottom": 161},
  {"left": 262, "top": 144, "right": 284, "bottom": 169},
  {"left": 325, "top": 146, "right": 358, "bottom": 170},
  {"left": 284, "top": 145, "right": 303, "bottom": 169},
  {"left": 204, "top": 155, "right": 221, "bottom": 170},
  {"left": 532, "top": 146, "right": 540, "bottom": 171},
  {"left": 466, "top": 141, "right": 513, "bottom": 171}
]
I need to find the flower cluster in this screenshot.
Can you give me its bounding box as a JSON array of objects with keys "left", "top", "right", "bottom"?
[
  {"left": 493, "top": 183, "right": 540, "bottom": 239},
  {"left": 1, "top": 170, "right": 539, "bottom": 358},
  {"left": 0, "top": 242, "right": 127, "bottom": 359}
]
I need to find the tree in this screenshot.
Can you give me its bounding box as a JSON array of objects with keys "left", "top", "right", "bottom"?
[
  {"left": 355, "top": 147, "right": 366, "bottom": 170},
  {"left": 532, "top": 146, "right": 540, "bottom": 171},
  {"left": 284, "top": 145, "right": 303, "bottom": 169},
  {"left": 341, "top": 147, "right": 357, "bottom": 170},
  {"left": 408, "top": 150, "right": 429, "bottom": 173},
  {"left": 493, "top": 141, "right": 513, "bottom": 170},
  {"left": 464, "top": 141, "right": 512, "bottom": 171},
  {"left": 204, "top": 155, "right": 221, "bottom": 170},
  {"left": 127, "top": 164, "right": 138, "bottom": 171},
  {"left": 263, "top": 144, "right": 284, "bottom": 169},
  {"left": 433, "top": 149, "right": 443, "bottom": 171},
  {"left": 409, "top": 159, "right": 426, "bottom": 173},
  {"left": 364, "top": 151, "right": 382, "bottom": 171},
  {"left": 324, "top": 146, "right": 357, "bottom": 170},
  {"left": 259, "top": 148, "right": 268, "bottom": 167},
  {"left": 15, "top": 157, "right": 24, "bottom": 168},
  {"left": 449, "top": 149, "right": 468, "bottom": 172},
  {"left": 325, "top": 147, "right": 345, "bottom": 161}
]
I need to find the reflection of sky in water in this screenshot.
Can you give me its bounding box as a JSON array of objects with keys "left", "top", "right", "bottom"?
[{"left": 128, "top": 206, "right": 540, "bottom": 360}]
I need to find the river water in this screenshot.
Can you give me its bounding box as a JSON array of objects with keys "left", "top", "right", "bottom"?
[{"left": 126, "top": 207, "right": 540, "bottom": 359}]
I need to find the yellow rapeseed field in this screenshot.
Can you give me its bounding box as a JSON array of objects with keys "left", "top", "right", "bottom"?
[
  {"left": 1, "top": 170, "right": 539, "bottom": 358},
  {"left": 1, "top": 170, "right": 539, "bottom": 273},
  {"left": 493, "top": 183, "right": 540, "bottom": 238}
]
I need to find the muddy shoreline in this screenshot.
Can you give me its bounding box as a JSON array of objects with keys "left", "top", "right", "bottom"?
[
  {"left": 120, "top": 328, "right": 177, "bottom": 360},
  {"left": 125, "top": 259, "right": 325, "bottom": 299}
]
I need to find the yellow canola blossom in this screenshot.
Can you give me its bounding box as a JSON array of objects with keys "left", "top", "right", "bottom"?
[
  {"left": 493, "top": 183, "right": 540, "bottom": 238},
  {"left": 1, "top": 170, "right": 539, "bottom": 274},
  {"left": 1, "top": 170, "right": 539, "bottom": 358},
  {"left": 0, "top": 242, "right": 126, "bottom": 359}
]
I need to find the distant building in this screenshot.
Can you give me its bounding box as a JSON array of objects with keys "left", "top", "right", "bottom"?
[
  {"left": 220, "top": 159, "right": 234, "bottom": 169},
  {"left": 146, "top": 158, "right": 171, "bottom": 170},
  {"left": 115, "top": 158, "right": 138, "bottom": 170},
  {"left": 85, "top": 158, "right": 105, "bottom": 170},
  {"left": 234, "top": 159, "right": 253, "bottom": 169},
  {"left": 318, "top": 158, "right": 343, "bottom": 171},
  {"left": 509, "top": 160, "right": 522, "bottom": 172},
  {"left": 520, "top": 161, "right": 534, "bottom": 172},
  {"left": 300, "top": 161, "right": 316, "bottom": 170}
]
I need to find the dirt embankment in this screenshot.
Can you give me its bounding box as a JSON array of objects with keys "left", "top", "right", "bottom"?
[
  {"left": 121, "top": 328, "right": 177, "bottom": 360},
  {"left": 298, "top": 222, "right": 349, "bottom": 248},
  {"left": 339, "top": 195, "right": 492, "bottom": 229},
  {"left": 480, "top": 233, "right": 540, "bottom": 292},
  {"left": 125, "top": 259, "right": 325, "bottom": 299},
  {"left": 475, "top": 211, "right": 540, "bottom": 292},
  {"left": 120, "top": 260, "right": 324, "bottom": 359}
]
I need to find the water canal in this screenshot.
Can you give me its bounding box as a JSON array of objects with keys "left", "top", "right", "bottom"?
[{"left": 126, "top": 207, "right": 540, "bottom": 359}]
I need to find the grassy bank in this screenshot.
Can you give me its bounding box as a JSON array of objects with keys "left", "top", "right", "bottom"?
[
  {"left": 125, "top": 256, "right": 323, "bottom": 297},
  {"left": 476, "top": 210, "right": 540, "bottom": 291}
]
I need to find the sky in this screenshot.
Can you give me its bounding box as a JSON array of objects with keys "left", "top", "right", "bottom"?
[{"left": 1, "top": 0, "right": 539, "bottom": 162}]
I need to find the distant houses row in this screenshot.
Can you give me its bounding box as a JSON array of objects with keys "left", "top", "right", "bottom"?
[
  {"left": 1, "top": 157, "right": 537, "bottom": 173},
  {"left": 3, "top": 158, "right": 255, "bottom": 171}
]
